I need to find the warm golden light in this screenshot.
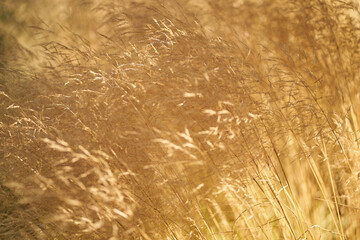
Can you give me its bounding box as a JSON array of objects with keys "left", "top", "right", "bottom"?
[{"left": 0, "top": 0, "right": 359, "bottom": 239}]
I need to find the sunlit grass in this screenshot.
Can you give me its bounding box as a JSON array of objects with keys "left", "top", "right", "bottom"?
[{"left": 1, "top": 0, "right": 360, "bottom": 239}]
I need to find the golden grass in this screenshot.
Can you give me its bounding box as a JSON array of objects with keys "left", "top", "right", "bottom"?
[{"left": 1, "top": 0, "right": 360, "bottom": 239}]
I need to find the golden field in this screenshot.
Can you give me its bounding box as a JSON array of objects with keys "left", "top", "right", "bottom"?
[{"left": 0, "top": 0, "right": 360, "bottom": 239}]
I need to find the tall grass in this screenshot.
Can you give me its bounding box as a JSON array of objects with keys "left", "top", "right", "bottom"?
[{"left": 1, "top": 0, "right": 360, "bottom": 239}]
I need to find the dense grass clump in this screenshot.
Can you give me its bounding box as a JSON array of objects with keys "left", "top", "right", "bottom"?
[{"left": 1, "top": 0, "right": 360, "bottom": 239}]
